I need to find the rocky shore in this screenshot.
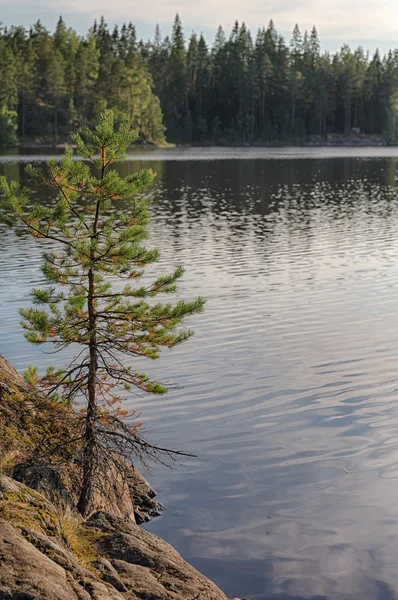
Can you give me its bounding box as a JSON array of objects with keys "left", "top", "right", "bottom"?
[{"left": 0, "top": 356, "right": 242, "bottom": 600}]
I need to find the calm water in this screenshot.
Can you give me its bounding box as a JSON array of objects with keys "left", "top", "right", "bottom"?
[{"left": 3, "top": 148, "right": 398, "bottom": 599}]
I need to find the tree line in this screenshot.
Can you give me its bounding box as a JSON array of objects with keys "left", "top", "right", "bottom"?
[
  {"left": 152, "top": 16, "right": 398, "bottom": 143},
  {"left": 0, "top": 18, "right": 166, "bottom": 147},
  {"left": 1, "top": 15, "right": 398, "bottom": 146}
]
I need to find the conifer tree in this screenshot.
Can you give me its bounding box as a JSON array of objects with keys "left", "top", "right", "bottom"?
[
  {"left": 2, "top": 14, "right": 398, "bottom": 145},
  {"left": 0, "top": 110, "right": 205, "bottom": 515},
  {"left": 168, "top": 14, "right": 187, "bottom": 138}
]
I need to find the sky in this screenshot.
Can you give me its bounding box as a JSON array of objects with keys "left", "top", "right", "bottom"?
[{"left": 1, "top": 0, "right": 398, "bottom": 54}]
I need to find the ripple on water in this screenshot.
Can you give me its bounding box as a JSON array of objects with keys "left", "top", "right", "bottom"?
[{"left": 2, "top": 153, "right": 398, "bottom": 599}]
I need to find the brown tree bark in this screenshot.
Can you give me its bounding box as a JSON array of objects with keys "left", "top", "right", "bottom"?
[{"left": 77, "top": 193, "right": 101, "bottom": 516}]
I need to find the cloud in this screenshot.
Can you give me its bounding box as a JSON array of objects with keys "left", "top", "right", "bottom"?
[
  {"left": 38, "top": 0, "right": 398, "bottom": 38},
  {"left": 0, "top": 0, "right": 397, "bottom": 48}
]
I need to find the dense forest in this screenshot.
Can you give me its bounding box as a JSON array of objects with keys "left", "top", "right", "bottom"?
[
  {"left": 1, "top": 14, "right": 398, "bottom": 146},
  {"left": 0, "top": 17, "right": 166, "bottom": 147}
]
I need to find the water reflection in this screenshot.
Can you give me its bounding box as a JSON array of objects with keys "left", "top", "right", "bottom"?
[{"left": 2, "top": 151, "right": 398, "bottom": 599}]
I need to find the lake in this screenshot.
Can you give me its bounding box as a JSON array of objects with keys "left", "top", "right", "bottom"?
[{"left": 2, "top": 147, "right": 398, "bottom": 600}]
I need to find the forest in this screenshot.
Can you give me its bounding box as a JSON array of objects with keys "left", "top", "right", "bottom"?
[{"left": 0, "top": 14, "right": 398, "bottom": 146}]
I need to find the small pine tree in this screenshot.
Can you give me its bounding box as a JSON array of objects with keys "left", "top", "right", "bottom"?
[{"left": 0, "top": 110, "right": 205, "bottom": 515}]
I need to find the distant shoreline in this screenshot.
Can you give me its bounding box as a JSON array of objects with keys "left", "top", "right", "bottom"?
[
  {"left": 16, "top": 140, "right": 172, "bottom": 151},
  {"left": 16, "top": 136, "right": 390, "bottom": 151}
]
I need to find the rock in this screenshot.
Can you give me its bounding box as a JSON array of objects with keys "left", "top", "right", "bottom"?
[
  {"left": 21, "top": 526, "right": 94, "bottom": 581},
  {"left": 11, "top": 460, "right": 163, "bottom": 525},
  {"left": 92, "top": 558, "right": 129, "bottom": 593},
  {"left": 0, "top": 474, "right": 234, "bottom": 600},
  {"left": 0, "top": 355, "right": 28, "bottom": 396},
  {"left": 0, "top": 472, "right": 61, "bottom": 536},
  {"left": 0, "top": 473, "right": 25, "bottom": 495},
  {"left": 12, "top": 460, "right": 162, "bottom": 525},
  {"left": 0, "top": 519, "right": 81, "bottom": 600},
  {"left": 111, "top": 560, "right": 173, "bottom": 598},
  {"left": 12, "top": 461, "right": 140, "bottom": 524},
  {"left": 81, "top": 465, "right": 162, "bottom": 525},
  {"left": 86, "top": 511, "right": 230, "bottom": 600},
  {"left": 126, "top": 466, "right": 163, "bottom": 524},
  {"left": 69, "top": 580, "right": 128, "bottom": 600},
  {"left": 91, "top": 465, "right": 136, "bottom": 523},
  {"left": 13, "top": 461, "right": 77, "bottom": 513},
  {"left": 0, "top": 518, "right": 130, "bottom": 599}
]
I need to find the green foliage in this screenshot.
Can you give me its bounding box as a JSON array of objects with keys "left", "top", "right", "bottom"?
[
  {"left": 148, "top": 16, "right": 398, "bottom": 142},
  {"left": 3, "top": 14, "right": 398, "bottom": 144},
  {"left": 0, "top": 110, "right": 205, "bottom": 514},
  {"left": 0, "top": 19, "right": 166, "bottom": 144},
  {"left": 0, "top": 105, "right": 18, "bottom": 148}
]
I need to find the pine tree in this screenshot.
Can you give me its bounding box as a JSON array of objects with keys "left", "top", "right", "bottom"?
[
  {"left": 75, "top": 31, "right": 100, "bottom": 125},
  {"left": 383, "top": 50, "right": 398, "bottom": 139},
  {"left": 148, "top": 25, "right": 170, "bottom": 117},
  {"left": 47, "top": 48, "right": 66, "bottom": 141},
  {"left": 0, "top": 110, "right": 205, "bottom": 515},
  {"left": 254, "top": 28, "right": 273, "bottom": 139},
  {"left": 309, "top": 26, "right": 320, "bottom": 63},
  {"left": 336, "top": 45, "right": 358, "bottom": 133},
  {"left": 0, "top": 38, "right": 18, "bottom": 147},
  {"left": 168, "top": 14, "right": 187, "bottom": 139},
  {"left": 194, "top": 34, "right": 210, "bottom": 139},
  {"left": 13, "top": 34, "right": 35, "bottom": 138},
  {"left": 210, "top": 26, "right": 227, "bottom": 136}
]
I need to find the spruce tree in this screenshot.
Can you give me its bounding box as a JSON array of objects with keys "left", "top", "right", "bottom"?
[
  {"left": 169, "top": 14, "right": 187, "bottom": 138},
  {"left": 0, "top": 110, "right": 205, "bottom": 515}
]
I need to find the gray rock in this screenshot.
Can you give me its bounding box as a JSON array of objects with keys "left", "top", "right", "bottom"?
[
  {"left": 11, "top": 460, "right": 162, "bottom": 525},
  {"left": 0, "top": 520, "right": 81, "bottom": 600},
  {"left": 13, "top": 462, "right": 77, "bottom": 513},
  {"left": 87, "top": 511, "right": 230, "bottom": 600},
  {"left": 0, "top": 474, "right": 25, "bottom": 495},
  {"left": 0, "top": 519, "right": 130, "bottom": 600},
  {"left": 126, "top": 467, "right": 163, "bottom": 524},
  {"left": 21, "top": 526, "right": 94, "bottom": 581},
  {"left": 0, "top": 355, "right": 28, "bottom": 395},
  {"left": 0, "top": 475, "right": 234, "bottom": 600},
  {"left": 111, "top": 560, "right": 175, "bottom": 599},
  {"left": 92, "top": 558, "right": 129, "bottom": 593}
]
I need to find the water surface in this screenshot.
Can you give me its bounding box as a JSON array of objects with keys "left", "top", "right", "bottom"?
[{"left": 2, "top": 148, "right": 398, "bottom": 600}]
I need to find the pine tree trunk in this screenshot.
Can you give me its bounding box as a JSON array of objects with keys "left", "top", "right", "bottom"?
[
  {"left": 77, "top": 198, "right": 101, "bottom": 516},
  {"left": 77, "top": 266, "right": 98, "bottom": 516}
]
